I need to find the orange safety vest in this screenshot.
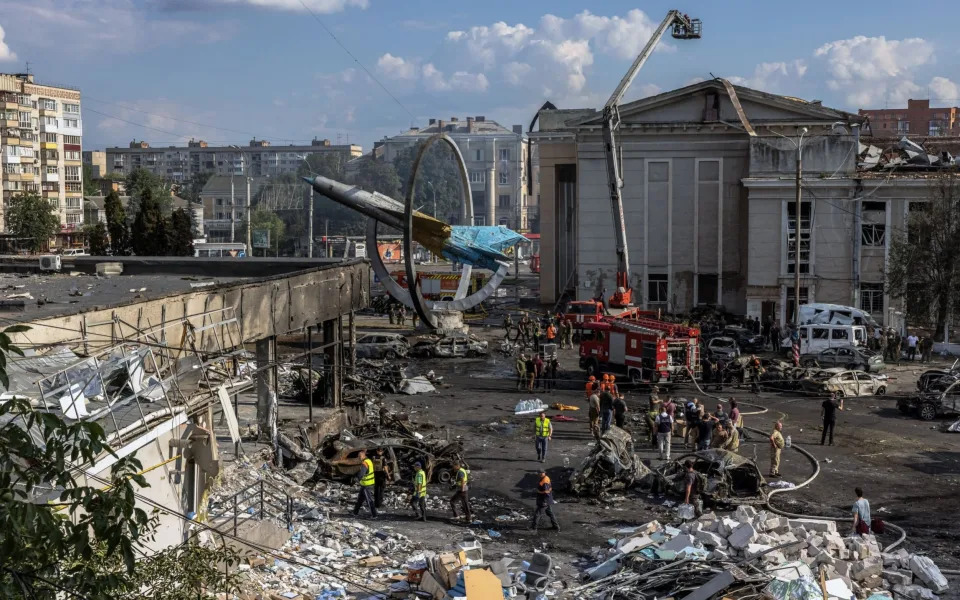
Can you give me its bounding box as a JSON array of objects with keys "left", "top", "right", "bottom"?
[
  {"left": 584, "top": 381, "right": 595, "bottom": 397},
  {"left": 546, "top": 326, "right": 556, "bottom": 340}
]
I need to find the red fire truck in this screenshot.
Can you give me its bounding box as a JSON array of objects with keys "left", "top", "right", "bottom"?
[
  {"left": 578, "top": 316, "right": 701, "bottom": 385},
  {"left": 388, "top": 271, "right": 488, "bottom": 301}
]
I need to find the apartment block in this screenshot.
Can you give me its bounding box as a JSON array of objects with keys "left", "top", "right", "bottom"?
[
  {"left": 104, "top": 138, "right": 362, "bottom": 183},
  {"left": 375, "top": 116, "right": 532, "bottom": 230},
  {"left": 0, "top": 73, "right": 84, "bottom": 243},
  {"left": 858, "top": 99, "right": 960, "bottom": 137}
]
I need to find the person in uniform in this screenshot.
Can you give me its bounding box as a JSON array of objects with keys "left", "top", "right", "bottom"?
[
  {"left": 769, "top": 421, "right": 785, "bottom": 477},
  {"left": 534, "top": 410, "right": 553, "bottom": 462},
  {"left": 410, "top": 461, "right": 427, "bottom": 521},
  {"left": 529, "top": 468, "right": 560, "bottom": 532},
  {"left": 372, "top": 448, "right": 390, "bottom": 510},
  {"left": 351, "top": 449, "right": 378, "bottom": 518},
  {"left": 449, "top": 460, "right": 472, "bottom": 522}
]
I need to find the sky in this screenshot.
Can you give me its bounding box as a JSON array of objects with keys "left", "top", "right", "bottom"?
[{"left": 1, "top": 0, "right": 958, "bottom": 154}]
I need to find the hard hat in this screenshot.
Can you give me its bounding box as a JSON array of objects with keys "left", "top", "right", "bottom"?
[
  {"left": 414, "top": 462, "right": 422, "bottom": 468},
  {"left": 588, "top": 375, "right": 596, "bottom": 382},
  {"left": 610, "top": 375, "right": 616, "bottom": 381}
]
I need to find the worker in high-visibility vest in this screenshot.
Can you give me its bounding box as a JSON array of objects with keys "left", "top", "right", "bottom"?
[
  {"left": 545, "top": 323, "right": 557, "bottom": 344},
  {"left": 449, "top": 460, "right": 472, "bottom": 522},
  {"left": 584, "top": 375, "right": 597, "bottom": 399},
  {"left": 410, "top": 461, "right": 427, "bottom": 522},
  {"left": 529, "top": 467, "right": 560, "bottom": 532},
  {"left": 534, "top": 410, "right": 553, "bottom": 462},
  {"left": 600, "top": 373, "right": 611, "bottom": 393},
  {"left": 351, "top": 449, "right": 378, "bottom": 518}
]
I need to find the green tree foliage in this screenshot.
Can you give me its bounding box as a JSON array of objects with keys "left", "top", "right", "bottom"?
[
  {"left": 393, "top": 141, "right": 466, "bottom": 223},
  {"left": 167, "top": 208, "right": 195, "bottom": 256},
  {"left": 104, "top": 189, "right": 130, "bottom": 256},
  {"left": 352, "top": 157, "right": 401, "bottom": 200},
  {"left": 176, "top": 172, "right": 213, "bottom": 204},
  {"left": 887, "top": 170, "right": 960, "bottom": 333},
  {"left": 6, "top": 192, "right": 60, "bottom": 253},
  {"left": 82, "top": 163, "right": 99, "bottom": 196},
  {"left": 87, "top": 221, "right": 109, "bottom": 255},
  {"left": 131, "top": 187, "right": 168, "bottom": 256},
  {"left": 244, "top": 209, "right": 285, "bottom": 255},
  {"left": 125, "top": 168, "right": 171, "bottom": 217}
]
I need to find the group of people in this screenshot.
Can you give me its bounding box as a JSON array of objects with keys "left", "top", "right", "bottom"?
[
  {"left": 386, "top": 304, "right": 419, "bottom": 328},
  {"left": 870, "top": 328, "right": 934, "bottom": 363},
  {"left": 504, "top": 312, "right": 576, "bottom": 350},
  {"left": 515, "top": 352, "right": 561, "bottom": 392},
  {"left": 585, "top": 374, "right": 627, "bottom": 440}
]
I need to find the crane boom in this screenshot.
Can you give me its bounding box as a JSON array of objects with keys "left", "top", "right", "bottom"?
[{"left": 603, "top": 10, "right": 699, "bottom": 308}]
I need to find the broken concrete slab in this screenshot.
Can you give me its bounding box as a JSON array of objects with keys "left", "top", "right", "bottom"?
[
  {"left": 852, "top": 556, "right": 883, "bottom": 582},
  {"left": 728, "top": 522, "right": 758, "bottom": 549},
  {"left": 883, "top": 569, "right": 913, "bottom": 586},
  {"left": 892, "top": 583, "right": 939, "bottom": 600},
  {"left": 662, "top": 533, "right": 696, "bottom": 552},
  {"left": 789, "top": 518, "right": 837, "bottom": 534},
  {"left": 694, "top": 530, "right": 727, "bottom": 549},
  {"left": 908, "top": 555, "right": 949, "bottom": 593}
]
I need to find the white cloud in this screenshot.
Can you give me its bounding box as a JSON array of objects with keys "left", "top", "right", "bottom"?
[
  {"left": 448, "top": 71, "right": 489, "bottom": 92},
  {"left": 377, "top": 53, "right": 417, "bottom": 80},
  {"left": 929, "top": 76, "right": 960, "bottom": 104},
  {"left": 725, "top": 60, "right": 807, "bottom": 92},
  {"left": 540, "top": 9, "right": 671, "bottom": 60},
  {"left": 502, "top": 62, "right": 532, "bottom": 86},
  {"left": 0, "top": 25, "right": 16, "bottom": 61}
]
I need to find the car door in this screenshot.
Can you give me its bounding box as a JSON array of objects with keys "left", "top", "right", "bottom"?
[
  {"left": 854, "top": 372, "right": 874, "bottom": 395},
  {"left": 835, "top": 347, "right": 855, "bottom": 368},
  {"left": 839, "top": 371, "right": 858, "bottom": 396},
  {"left": 818, "top": 348, "right": 838, "bottom": 367}
]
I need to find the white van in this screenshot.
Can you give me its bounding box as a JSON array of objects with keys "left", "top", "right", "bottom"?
[{"left": 782, "top": 324, "right": 868, "bottom": 354}]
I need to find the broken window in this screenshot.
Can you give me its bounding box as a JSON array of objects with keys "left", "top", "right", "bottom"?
[
  {"left": 861, "top": 223, "right": 886, "bottom": 247},
  {"left": 812, "top": 328, "right": 829, "bottom": 340},
  {"left": 787, "top": 201, "right": 811, "bottom": 274},
  {"left": 647, "top": 273, "right": 668, "bottom": 304},
  {"left": 831, "top": 329, "right": 849, "bottom": 341},
  {"left": 860, "top": 282, "right": 884, "bottom": 314},
  {"left": 697, "top": 273, "right": 718, "bottom": 305}
]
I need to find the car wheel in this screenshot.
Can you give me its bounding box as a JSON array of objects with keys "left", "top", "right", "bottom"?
[
  {"left": 919, "top": 402, "right": 938, "bottom": 421},
  {"left": 385, "top": 350, "right": 397, "bottom": 359},
  {"left": 436, "top": 468, "right": 453, "bottom": 484},
  {"left": 834, "top": 389, "right": 846, "bottom": 398},
  {"left": 875, "top": 386, "right": 886, "bottom": 396}
]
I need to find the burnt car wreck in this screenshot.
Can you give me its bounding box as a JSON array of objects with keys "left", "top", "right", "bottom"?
[
  {"left": 646, "top": 450, "right": 765, "bottom": 503},
  {"left": 570, "top": 426, "right": 651, "bottom": 496}
]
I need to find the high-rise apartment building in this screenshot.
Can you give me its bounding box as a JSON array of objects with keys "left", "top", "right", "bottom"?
[
  {"left": 104, "top": 138, "right": 362, "bottom": 183},
  {"left": 858, "top": 99, "right": 960, "bottom": 137},
  {"left": 0, "top": 73, "right": 83, "bottom": 242}
]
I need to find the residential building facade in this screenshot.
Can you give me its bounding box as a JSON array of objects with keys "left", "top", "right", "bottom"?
[
  {"left": 104, "top": 138, "right": 362, "bottom": 183},
  {"left": 82, "top": 149, "right": 106, "bottom": 178},
  {"left": 858, "top": 99, "right": 960, "bottom": 138},
  {"left": 376, "top": 117, "right": 532, "bottom": 230},
  {"left": 532, "top": 80, "right": 883, "bottom": 327},
  {"left": 0, "top": 72, "right": 84, "bottom": 243},
  {"left": 198, "top": 175, "right": 266, "bottom": 242}
]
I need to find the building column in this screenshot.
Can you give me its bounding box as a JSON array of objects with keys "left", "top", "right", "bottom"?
[
  {"left": 486, "top": 166, "right": 496, "bottom": 226},
  {"left": 255, "top": 336, "right": 276, "bottom": 437},
  {"left": 322, "top": 318, "right": 341, "bottom": 407}
]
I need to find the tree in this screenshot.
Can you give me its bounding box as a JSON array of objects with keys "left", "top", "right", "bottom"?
[
  {"left": 82, "top": 163, "right": 100, "bottom": 196},
  {"left": 125, "top": 168, "right": 171, "bottom": 217},
  {"left": 104, "top": 189, "right": 130, "bottom": 256},
  {"left": 243, "top": 209, "right": 285, "bottom": 256},
  {"left": 352, "top": 157, "right": 402, "bottom": 199},
  {"left": 0, "top": 325, "right": 241, "bottom": 599},
  {"left": 167, "top": 208, "right": 194, "bottom": 256},
  {"left": 394, "top": 141, "right": 465, "bottom": 223},
  {"left": 87, "top": 220, "right": 109, "bottom": 255},
  {"left": 888, "top": 170, "right": 960, "bottom": 336},
  {"left": 131, "top": 186, "right": 168, "bottom": 256},
  {"left": 6, "top": 192, "right": 60, "bottom": 253},
  {"left": 176, "top": 172, "right": 213, "bottom": 204}
]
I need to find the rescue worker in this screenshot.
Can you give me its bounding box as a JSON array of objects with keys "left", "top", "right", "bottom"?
[
  {"left": 544, "top": 358, "right": 558, "bottom": 393},
  {"left": 449, "top": 460, "right": 472, "bottom": 522},
  {"left": 563, "top": 318, "right": 574, "bottom": 349},
  {"left": 748, "top": 354, "right": 763, "bottom": 393},
  {"left": 608, "top": 375, "right": 620, "bottom": 397},
  {"left": 588, "top": 382, "right": 601, "bottom": 441},
  {"left": 613, "top": 394, "right": 628, "bottom": 428},
  {"left": 545, "top": 322, "right": 557, "bottom": 345},
  {"left": 722, "top": 420, "right": 740, "bottom": 452},
  {"left": 534, "top": 410, "right": 553, "bottom": 462},
  {"left": 410, "top": 461, "right": 427, "bottom": 521},
  {"left": 388, "top": 304, "right": 395, "bottom": 325},
  {"left": 351, "top": 449, "right": 378, "bottom": 519},
  {"left": 599, "top": 386, "right": 614, "bottom": 433},
  {"left": 529, "top": 468, "right": 560, "bottom": 532},
  {"left": 532, "top": 319, "right": 543, "bottom": 348},
  {"left": 525, "top": 354, "right": 536, "bottom": 392},
  {"left": 647, "top": 386, "right": 662, "bottom": 447},
  {"left": 533, "top": 354, "right": 544, "bottom": 391},
  {"left": 599, "top": 374, "right": 610, "bottom": 393},
  {"left": 769, "top": 421, "right": 785, "bottom": 478},
  {"left": 398, "top": 305, "right": 407, "bottom": 327},
  {"left": 515, "top": 353, "right": 527, "bottom": 391},
  {"left": 584, "top": 375, "right": 597, "bottom": 399},
  {"left": 503, "top": 313, "right": 513, "bottom": 339},
  {"left": 655, "top": 405, "right": 673, "bottom": 461},
  {"left": 372, "top": 448, "right": 390, "bottom": 510}
]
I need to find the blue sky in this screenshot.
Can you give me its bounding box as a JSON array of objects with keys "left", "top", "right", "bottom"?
[{"left": 1, "top": 0, "right": 958, "bottom": 154}]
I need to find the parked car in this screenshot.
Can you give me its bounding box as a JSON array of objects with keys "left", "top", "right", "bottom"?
[
  {"left": 917, "top": 359, "right": 960, "bottom": 392},
  {"left": 800, "top": 345, "right": 884, "bottom": 372},
  {"left": 705, "top": 336, "right": 740, "bottom": 360},
  {"left": 61, "top": 248, "right": 88, "bottom": 257},
  {"left": 800, "top": 369, "right": 887, "bottom": 397},
  {"left": 898, "top": 380, "right": 960, "bottom": 421},
  {"left": 720, "top": 326, "right": 765, "bottom": 353},
  {"left": 354, "top": 333, "right": 409, "bottom": 359},
  {"left": 409, "top": 335, "right": 488, "bottom": 358}
]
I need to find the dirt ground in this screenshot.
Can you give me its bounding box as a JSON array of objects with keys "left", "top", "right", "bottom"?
[{"left": 232, "top": 280, "right": 960, "bottom": 594}]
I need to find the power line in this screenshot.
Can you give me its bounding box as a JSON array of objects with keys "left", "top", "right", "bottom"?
[
  {"left": 296, "top": 0, "right": 415, "bottom": 122},
  {"left": 82, "top": 107, "right": 189, "bottom": 140}
]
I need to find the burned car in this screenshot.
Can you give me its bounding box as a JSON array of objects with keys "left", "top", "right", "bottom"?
[
  {"left": 917, "top": 359, "right": 960, "bottom": 393},
  {"left": 800, "top": 368, "right": 887, "bottom": 397},
  {"left": 705, "top": 336, "right": 740, "bottom": 360},
  {"left": 353, "top": 333, "right": 409, "bottom": 359},
  {"left": 645, "top": 449, "right": 765, "bottom": 503},
  {"left": 409, "top": 334, "right": 489, "bottom": 358},
  {"left": 570, "top": 426, "right": 650, "bottom": 496},
  {"left": 899, "top": 380, "right": 960, "bottom": 421},
  {"left": 719, "top": 326, "right": 765, "bottom": 353},
  {"left": 314, "top": 417, "right": 467, "bottom": 484},
  {"left": 800, "top": 345, "right": 884, "bottom": 373}
]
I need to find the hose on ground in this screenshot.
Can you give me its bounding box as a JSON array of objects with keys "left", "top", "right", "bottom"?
[{"left": 683, "top": 368, "right": 907, "bottom": 553}]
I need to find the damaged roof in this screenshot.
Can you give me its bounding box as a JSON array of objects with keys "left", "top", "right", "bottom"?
[{"left": 857, "top": 136, "right": 960, "bottom": 173}]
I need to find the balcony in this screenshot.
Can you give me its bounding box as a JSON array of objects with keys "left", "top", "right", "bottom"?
[
  {"left": 2, "top": 119, "right": 17, "bottom": 128},
  {"left": 42, "top": 172, "right": 59, "bottom": 183},
  {"left": 39, "top": 121, "right": 60, "bottom": 134},
  {"left": 38, "top": 108, "right": 56, "bottom": 117},
  {"left": 42, "top": 189, "right": 59, "bottom": 198},
  {"left": 41, "top": 142, "right": 57, "bottom": 150},
  {"left": 1, "top": 154, "right": 20, "bottom": 164}
]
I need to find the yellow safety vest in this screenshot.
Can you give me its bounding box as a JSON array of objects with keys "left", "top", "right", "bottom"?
[
  {"left": 457, "top": 467, "right": 468, "bottom": 486},
  {"left": 535, "top": 416, "right": 551, "bottom": 437},
  {"left": 414, "top": 470, "right": 427, "bottom": 497},
  {"left": 360, "top": 458, "right": 376, "bottom": 487}
]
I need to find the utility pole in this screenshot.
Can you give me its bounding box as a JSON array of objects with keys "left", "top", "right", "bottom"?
[
  {"left": 308, "top": 186, "right": 314, "bottom": 258},
  {"left": 230, "top": 175, "right": 235, "bottom": 243},
  {"left": 793, "top": 145, "right": 802, "bottom": 329},
  {"left": 245, "top": 176, "right": 252, "bottom": 257},
  {"left": 324, "top": 218, "right": 329, "bottom": 258}
]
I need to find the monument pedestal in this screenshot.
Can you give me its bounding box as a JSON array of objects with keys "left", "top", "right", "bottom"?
[{"left": 432, "top": 310, "right": 468, "bottom": 335}]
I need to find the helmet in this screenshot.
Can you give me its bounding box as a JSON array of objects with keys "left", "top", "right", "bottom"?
[
  {"left": 414, "top": 462, "right": 423, "bottom": 468},
  {"left": 588, "top": 375, "right": 596, "bottom": 382},
  {"left": 610, "top": 375, "right": 616, "bottom": 381}
]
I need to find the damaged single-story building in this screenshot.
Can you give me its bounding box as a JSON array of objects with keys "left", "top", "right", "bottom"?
[{"left": 531, "top": 79, "right": 951, "bottom": 328}]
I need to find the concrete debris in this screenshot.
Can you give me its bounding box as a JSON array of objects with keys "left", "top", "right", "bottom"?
[
  {"left": 858, "top": 137, "right": 954, "bottom": 171},
  {"left": 571, "top": 506, "right": 949, "bottom": 600}
]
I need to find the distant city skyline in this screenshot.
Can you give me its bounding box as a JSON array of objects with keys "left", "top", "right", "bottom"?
[{"left": 1, "top": 0, "right": 958, "bottom": 154}]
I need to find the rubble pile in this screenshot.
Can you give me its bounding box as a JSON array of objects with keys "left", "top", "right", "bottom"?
[
  {"left": 858, "top": 137, "right": 958, "bottom": 171},
  {"left": 575, "top": 507, "right": 950, "bottom": 600},
  {"left": 571, "top": 426, "right": 651, "bottom": 496},
  {"left": 344, "top": 359, "right": 440, "bottom": 399}
]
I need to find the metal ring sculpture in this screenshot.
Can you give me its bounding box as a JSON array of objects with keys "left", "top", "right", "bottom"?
[{"left": 366, "top": 133, "right": 509, "bottom": 329}]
